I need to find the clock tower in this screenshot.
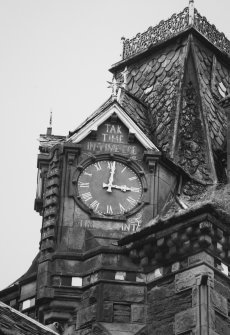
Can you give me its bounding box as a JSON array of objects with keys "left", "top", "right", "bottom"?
[
  {"left": 34, "top": 91, "right": 177, "bottom": 331},
  {"left": 1, "top": 1, "right": 230, "bottom": 335}
]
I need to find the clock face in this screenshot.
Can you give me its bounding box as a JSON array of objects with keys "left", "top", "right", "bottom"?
[{"left": 77, "top": 160, "right": 142, "bottom": 216}]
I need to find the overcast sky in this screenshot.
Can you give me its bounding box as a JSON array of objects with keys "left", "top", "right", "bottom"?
[{"left": 0, "top": 0, "right": 230, "bottom": 290}]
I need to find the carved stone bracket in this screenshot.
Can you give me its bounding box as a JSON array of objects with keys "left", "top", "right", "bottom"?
[
  {"left": 63, "top": 143, "right": 81, "bottom": 165},
  {"left": 143, "top": 150, "right": 161, "bottom": 173}
]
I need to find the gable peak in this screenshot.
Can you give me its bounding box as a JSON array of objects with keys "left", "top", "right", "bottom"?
[{"left": 68, "top": 103, "right": 158, "bottom": 152}]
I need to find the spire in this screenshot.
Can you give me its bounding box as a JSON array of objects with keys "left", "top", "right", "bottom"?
[
  {"left": 46, "top": 109, "right": 53, "bottom": 136},
  {"left": 189, "top": 0, "right": 194, "bottom": 25}
]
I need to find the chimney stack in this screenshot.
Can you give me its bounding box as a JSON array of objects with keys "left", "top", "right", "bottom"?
[{"left": 46, "top": 110, "right": 53, "bottom": 136}]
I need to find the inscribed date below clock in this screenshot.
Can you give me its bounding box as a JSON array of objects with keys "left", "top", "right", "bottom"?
[{"left": 76, "top": 160, "right": 143, "bottom": 216}]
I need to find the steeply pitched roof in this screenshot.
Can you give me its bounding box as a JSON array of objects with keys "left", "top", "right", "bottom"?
[{"left": 0, "top": 301, "right": 58, "bottom": 335}]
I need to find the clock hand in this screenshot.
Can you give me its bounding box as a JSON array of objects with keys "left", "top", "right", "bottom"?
[
  {"left": 105, "top": 161, "right": 116, "bottom": 193},
  {"left": 112, "top": 184, "right": 131, "bottom": 192},
  {"left": 102, "top": 183, "right": 131, "bottom": 192}
]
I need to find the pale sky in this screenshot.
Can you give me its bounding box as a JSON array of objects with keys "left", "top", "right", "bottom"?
[{"left": 0, "top": 0, "right": 230, "bottom": 290}]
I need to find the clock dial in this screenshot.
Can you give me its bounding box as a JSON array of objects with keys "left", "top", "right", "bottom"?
[{"left": 77, "top": 160, "right": 142, "bottom": 216}]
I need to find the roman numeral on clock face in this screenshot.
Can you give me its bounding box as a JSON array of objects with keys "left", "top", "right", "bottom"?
[
  {"left": 130, "top": 187, "right": 141, "bottom": 193},
  {"left": 127, "top": 196, "right": 137, "bottom": 206},
  {"left": 107, "top": 161, "right": 113, "bottom": 169},
  {"left": 106, "top": 205, "right": 113, "bottom": 215},
  {"left": 119, "top": 203, "right": 126, "bottom": 213},
  {"left": 83, "top": 171, "right": 92, "bottom": 177},
  {"left": 90, "top": 200, "right": 100, "bottom": 211},
  {"left": 94, "top": 162, "right": 102, "bottom": 171},
  {"left": 79, "top": 182, "right": 89, "bottom": 188},
  {"left": 81, "top": 192, "right": 92, "bottom": 202},
  {"left": 129, "top": 176, "right": 137, "bottom": 181}
]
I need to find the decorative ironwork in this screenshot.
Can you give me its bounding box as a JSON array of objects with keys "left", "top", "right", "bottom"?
[
  {"left": 121, "top": 6, "right": 230, "bottom": 59},
  {"left": 122, "top": 7, "right": 189, "bottom": 59},
  {"left": 194, "top": 9, "right": 230, "bottom": 55}
]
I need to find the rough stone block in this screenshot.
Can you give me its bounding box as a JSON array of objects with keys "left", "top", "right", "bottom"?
[
  {"left": 175, "top": 307, "right": 196, "bottom": 334},
  {"left": 211, "top": 290, "right": 228, "bottom": 316},
  {"left": 76, "top": 304, "right": 97, "bottom": 327},
  {"left": 214, "top": 277, "right": 230, "bottom": 299},
  {"left": 131, "top": 304, "right": 145, "bottom": 323},
  {"left": 146, "top": 268, "right": 163, "bottom": 282},
  {"left": 103, "top": 284, "right": 145, "bottom": 303},
  {"left": 55, "top": 259, "right": 82, "bottom": 274},
  {"left": 188, "top": 252, "right": 214, "bottom": 267},
  {"left": 101, "top": 302, "right": 113, "bottom": 322},
  {"left": 148, "top": 323, "right": 174, "bottom": 335},
  {"left": 63, "top": 198, "right": 74, "bottom": 226},
  {"left": 68, "top": 227, "right": 85, "bottom": 250},
  {"left": 175, "top": 265, "right": 214, "bottom": 292},
  {"left": 215, "top": 313, "right": 230, "bottom": 335}
]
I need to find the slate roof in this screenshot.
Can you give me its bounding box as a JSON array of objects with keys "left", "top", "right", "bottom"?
[
  {"left": 193, "top": 38, "right": 227, "bottom": 153},
  {"left": 0, "top": 301, "right": 58, "bottom": 335},
  {"left": 116, "top": 39, "right": 187, "bottom": 155},
  {"left": 67, "top": 90, "right": 153, "bottom": 144},
  {"left": 109, "top": 29, "right": 230, "bottom": 184}
]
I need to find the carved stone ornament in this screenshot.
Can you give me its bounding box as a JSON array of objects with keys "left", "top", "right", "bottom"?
[
  {"left": 178, "top": 81, "right": 210, "bottom": 181},
  {"left": 143, "top": 150, "right": 161, "bottom": 173}
]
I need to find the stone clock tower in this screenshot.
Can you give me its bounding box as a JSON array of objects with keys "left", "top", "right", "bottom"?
[{"left": 1, "top": 1, "right": 230, "bottom": 335}]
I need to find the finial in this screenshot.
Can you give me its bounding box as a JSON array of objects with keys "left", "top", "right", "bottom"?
[
  {"left": 120, "top": 37, "right": 126, "bottom": 60},
  {"left": 46, "top": 109, "right": 53, "bottom": 136},
  {"left": 189, "top": 0, "right": 194, "bottom": 25},
  {"left": 107, "top": 76, "right": 120, "bottom": 101}
]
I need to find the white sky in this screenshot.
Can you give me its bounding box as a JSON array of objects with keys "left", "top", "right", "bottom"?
[{"left": 0, "top": 0, "right": 230, "bottom": 290}]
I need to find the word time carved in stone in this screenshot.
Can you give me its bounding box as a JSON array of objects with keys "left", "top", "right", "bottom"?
[{"left": 84, "top": 122, "right": 138, "bottom": 156}]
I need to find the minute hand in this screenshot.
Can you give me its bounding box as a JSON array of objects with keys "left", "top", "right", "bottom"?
[
  {"left": 106, "top": 161, "right": 116, "bottom": 193},
  {"left": 112, "top": 185, "right": 131, "bottom": 192}
]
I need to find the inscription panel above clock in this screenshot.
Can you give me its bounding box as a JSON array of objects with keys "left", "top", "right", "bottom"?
[{"left": 80, "top": 117, "right": 145, "bottom": 160}]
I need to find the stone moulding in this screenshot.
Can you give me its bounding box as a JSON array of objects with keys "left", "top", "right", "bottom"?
[{"left": 122, "top": 7, "right": 230, "bottom": 59}]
